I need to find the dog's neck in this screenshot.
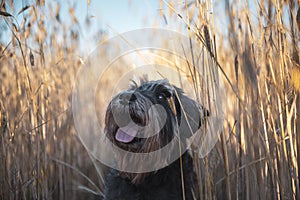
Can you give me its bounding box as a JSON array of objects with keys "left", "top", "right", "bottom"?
[{"left": 116, "top": 151, "right": 192, "bottom": 186}]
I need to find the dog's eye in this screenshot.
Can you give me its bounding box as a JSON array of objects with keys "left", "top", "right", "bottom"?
[{"left": 157, "top": 93, "right": 167, "bottom": 101}]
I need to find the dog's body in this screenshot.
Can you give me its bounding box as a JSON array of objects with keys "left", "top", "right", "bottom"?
[
  {"left": 104, "top": 79, "right": 207, "bottom": 200},
  {"left": 104, "top": 152, "right": 197, "bottom": 200}
]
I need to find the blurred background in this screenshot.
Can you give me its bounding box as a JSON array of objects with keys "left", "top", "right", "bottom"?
[{"left": 0, "top": 0, "right": 300, "bottom": 199}]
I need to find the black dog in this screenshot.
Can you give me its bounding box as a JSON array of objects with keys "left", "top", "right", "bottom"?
[{"left": 104, "top": 79, "right": 207, "bottom": 200}]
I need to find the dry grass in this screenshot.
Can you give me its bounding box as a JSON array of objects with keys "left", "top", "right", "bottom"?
[{"left": 0, "top": 0, "right": 300, "bottom": 199}]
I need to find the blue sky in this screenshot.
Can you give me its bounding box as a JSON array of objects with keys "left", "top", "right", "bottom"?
[
  {"left": 87, "top": 0, "right": 162, "bottom": 33},
  {"left": 0, "top": 0, "right": 269, "bottom": 48},
  {"left": 75, "top": 0, "right": 165, "bottom": 50},
  {"left": 0, "top": 0, "right": 165, "bottom": 47},
  {"left": 64, "top": 0, "right": 163, "bottom": 36},
  {"left": 0, "top": 0, "right": 235, "bottom": 53}
]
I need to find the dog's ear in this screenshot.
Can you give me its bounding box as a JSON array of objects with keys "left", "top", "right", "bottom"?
[{"left": 173, "top": 87, "right": 209, "bottom": 138}]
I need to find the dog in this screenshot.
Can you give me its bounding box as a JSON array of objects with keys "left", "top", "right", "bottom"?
[{"left": 103, "top": 79, "right": 208, "bottom": 200}]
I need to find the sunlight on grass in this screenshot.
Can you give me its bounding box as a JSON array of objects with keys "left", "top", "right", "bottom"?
[{"left": 0, "top": 0, "right": 299, "bottom": 199}]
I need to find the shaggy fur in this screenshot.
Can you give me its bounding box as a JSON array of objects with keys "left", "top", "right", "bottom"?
[{"left": 103, "top": 79, "right": 207, "bottom": 200}]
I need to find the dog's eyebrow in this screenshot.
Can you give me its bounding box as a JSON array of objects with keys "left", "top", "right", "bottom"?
[{"left": 149, "top": 84, "right": 173, "bottom": 95}]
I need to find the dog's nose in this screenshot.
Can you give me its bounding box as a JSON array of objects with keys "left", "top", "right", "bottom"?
[{"left": 118, "top": 91, "right": 136, "bottom": 105}]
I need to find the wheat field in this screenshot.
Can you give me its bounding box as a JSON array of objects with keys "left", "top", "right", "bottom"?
[{"left": 0, "top": 0, "right": 300, "bottom": 199}]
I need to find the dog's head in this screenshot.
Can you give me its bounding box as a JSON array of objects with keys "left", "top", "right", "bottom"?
[
  {"left": 104, "top": 79, "right": 208, "bottom": 183},
  {"left": 105, "top": 79, "right": 208, "bottom": 153}
]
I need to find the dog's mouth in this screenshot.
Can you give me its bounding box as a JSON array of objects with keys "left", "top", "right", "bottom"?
[{"left": 115, "top": 122, "right": 141, "bottom": 143}]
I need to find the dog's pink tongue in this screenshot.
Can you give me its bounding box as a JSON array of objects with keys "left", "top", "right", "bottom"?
[{"left": 115, "top": 125, "right": 138, "bottom": 143}]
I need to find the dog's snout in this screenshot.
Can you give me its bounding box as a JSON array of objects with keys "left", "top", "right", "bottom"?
[{"left": 118, "top": 91, "right": 136, "bottom": 105}]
